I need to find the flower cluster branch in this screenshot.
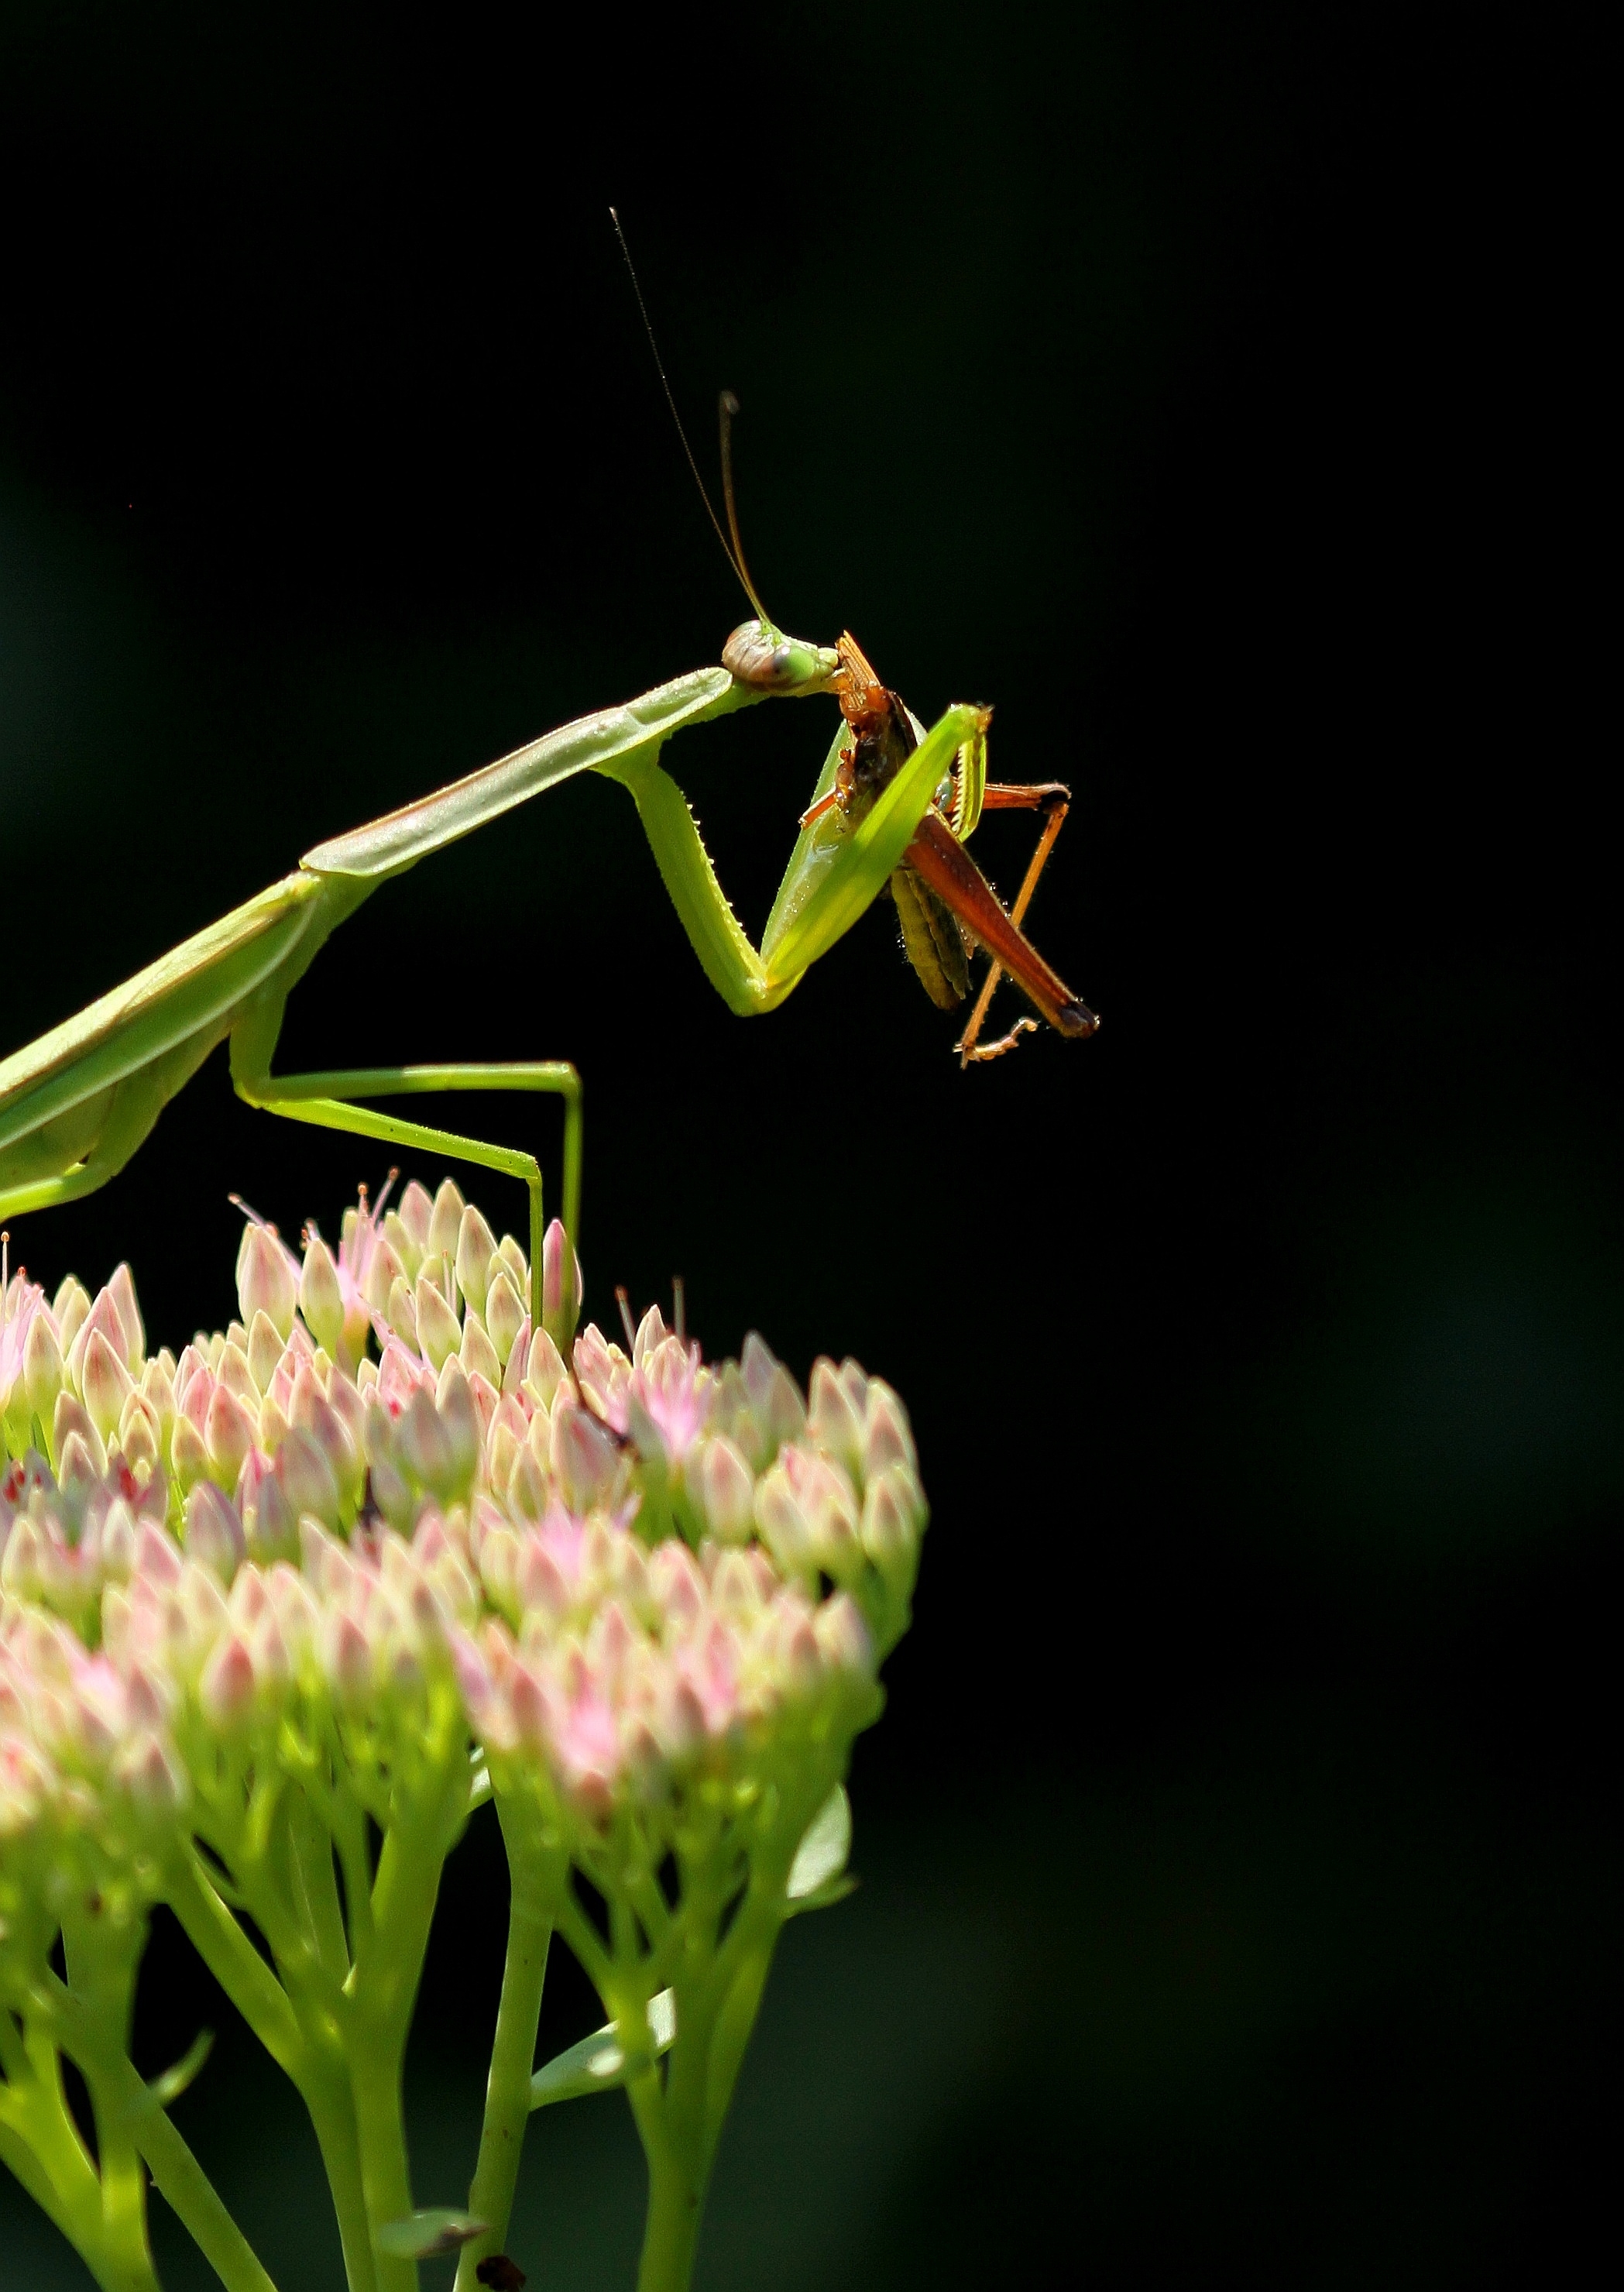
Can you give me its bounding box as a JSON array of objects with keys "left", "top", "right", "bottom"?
[{"left": 1, "top": 1179, "right": 925, "bottom": 2292}]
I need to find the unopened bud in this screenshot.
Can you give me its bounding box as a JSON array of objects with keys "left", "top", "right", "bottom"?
[
  {"left": 170, "top": 1412, "right": 210, "bottom": 1493},
  {"left": 861, "top": 1379, "right": 916, "bottom": 1480},
  {"left": 386, "top": 1275, "right": 419, "bottom": 1351},
  {"left": 204, "top": 1383, "right": 256, "bottom": 1486},
  {"left": 690, "top": 1435, "right": 756, "bottom": 1545},
  {"left": 460, "top": 1309, "right": 501, "bottom": 1390},
  {"left": 754, "top": 1463, "right": 815, "bottom": 1577},
  {"left": 200, "top": 1632, "right": 256, "bottom": 1727},
  {"left": 814, "top": 1590, "right": 874, "bottom": 1678},
  {"left": 184, "top": 1483, "right": 246, "bottom": 1582},
  {"left": 485, "top": 1270, "right": 525, "bottom": 1367},
  {"left": 551, "top": 1400, "right": 619, "bottom": 1514},
  {"left": 53, "top": 1392, "right": 106, "bottom": 1479},
  {"left": 415, "top": 1272, "right": 462, "bottom": 1372},
  {"left": 107, "top": 1263, "right": 146, "bottom": 1371},
  {"left": 244, "top": 1459, "right": 298, "bottom": 1561},
  {"left": 397, "top": 1387, "right": 453, "bottom": 1495},
  {"left": 82, "top": 1328, "right": 136, "bottom": 1443},
  {"left": 299, "top": 1236, "right": 345, "bottom": 1358},
  {"left": 275, "top": 1426, "right": 340, "bottom": 1531},
  {"left": 291, "top": 1367, "right": 362, "bottom": 1514},
  {"left": 455, "top": 1204, "right": 498, "bottom": 1318},
  {"left": 427, "top": 1177, "right": 465, "bottom": 1262},
  {"left": 23, "top": 1308, "right": 64, "bottom": 1424},
  {"left": 809, "top": 1358, "right": 864, "bottom": 1474},
  {"left": 860, "top": 1465, "right": 924, "bottom": 1593},
  {"left": 53, "top": 1274, "right": 91, "bottom": 1356},
  {"left": 118, "top": 1391, "right": 161, "bottom": 1479},
  {"left": 235, "top": 1222, "right": 297, "bottom": 1342},
  {"left": 434, "top": 1358, "right": 480, "bottom": 1498},
  {"left": 525, "top": 1325, "right": 568, "bottom": 1411},
  {"left": 541, "top": 1219, "right": 582, "bottom": 1345}
]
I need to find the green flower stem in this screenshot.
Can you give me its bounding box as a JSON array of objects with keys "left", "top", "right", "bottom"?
[
  {"left": 40, "top": 1969, "right": 280, "bottom": 2292},
  {"left": 61, "top": 1915, "right": 162, "bottom": 2292},
  {"left": 167, "top": 1850, "right": 377, "bottom": 2292},
  {"left": 452, "top": 1807, "right": 558, "bottom": 2292},
  {"left": 347, "top": 1792, "right": 463, "bottom": 2292}
]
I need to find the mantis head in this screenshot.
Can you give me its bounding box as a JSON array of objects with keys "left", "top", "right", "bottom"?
[{"left": 722, "top": 619, "right": 840, "bottom": 693}]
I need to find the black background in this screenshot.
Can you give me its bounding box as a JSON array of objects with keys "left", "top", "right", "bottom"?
[{"left": 0, "top": 5, "right": 1612, "bottom": 2286}]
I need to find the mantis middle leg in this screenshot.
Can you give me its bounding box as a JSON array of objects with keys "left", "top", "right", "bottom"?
[{"left": 230, "top": 1030, "right": 582, "bottom": 1346}]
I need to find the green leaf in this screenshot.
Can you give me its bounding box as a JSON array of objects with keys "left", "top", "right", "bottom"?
[
  {"left": 375, "top": 2210, "right": 488, "bottom": 2260},
  {"left": 788, "top": 1785, "right": 851, "bottom": 1902},
  {"left": 529, "top": 1989, "right": 676, "bottom": 2111}
]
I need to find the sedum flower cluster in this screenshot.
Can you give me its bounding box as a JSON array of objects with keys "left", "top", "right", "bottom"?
[{"left": 0, "top": 1180, "right": 926, "bottom": 2292}]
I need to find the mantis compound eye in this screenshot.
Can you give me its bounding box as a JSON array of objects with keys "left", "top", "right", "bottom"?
[{"left": 723, "top": 619, "right": 840, "bottom": 692}]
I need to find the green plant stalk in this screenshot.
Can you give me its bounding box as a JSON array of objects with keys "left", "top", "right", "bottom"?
[
  {"left": 166, "top": 1850, "right": 377, "bottom": 2292},
  {"left": 43, "top": 1972, "right": 280, "bottom": 2292},
  {"left": 345, "top": 1777, "right": 465, "bottom": 2292},
  {"left": 0, "top": 2018, "right": 143, "bottom": 2292},
  {"left": 452, "top": 1806, "right": 558, "bottom": 2292},
  {"left": 61, "top": 1912, "right": 163, "bottom": 2292}
]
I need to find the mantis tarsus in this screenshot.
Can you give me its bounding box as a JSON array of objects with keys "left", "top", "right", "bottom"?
[{"left": 0, "top": 605, "right": 1096, "bottom": 1321}]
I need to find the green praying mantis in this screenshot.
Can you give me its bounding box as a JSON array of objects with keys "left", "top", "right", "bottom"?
[
  {"left": 0, "top": 603, "right": 1097, "bottom": 1330},
  {"left": 1, "top": 363, "right": 1097, "bottom": 1336}
]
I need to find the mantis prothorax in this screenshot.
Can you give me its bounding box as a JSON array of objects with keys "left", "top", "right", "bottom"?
[{"left": 0, "top": 603, "right": 1096, "bottom": 1329}]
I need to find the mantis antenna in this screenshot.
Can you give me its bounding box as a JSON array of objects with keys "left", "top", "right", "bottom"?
[{"left": 608, "top": 206, "right": 773, "bottom": 625}]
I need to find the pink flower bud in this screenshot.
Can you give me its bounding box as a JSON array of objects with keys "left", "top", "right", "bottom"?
[
  {"left": 170, "top": 1411, "right": 209, "bottom": 1493},
  {"left": 455, "top": 1204, "right": 498, "bottom": 1318},
  {"left": 322, "top": 1609, "right": 372, "bottom": 1706},
  {"left": 541, "top": 1219, "right": 582, "bottom": 1345},
  {"left": 117, "top": 1729, "right": 187, "bottom": 1809},
  {"left": 139, "top": 1353, "right": 177, "bottom": 1435},
  {"left": 460, "top": 1309, "right": 501, "bottom": 1390},
  {"left": 23, "top": 1306, "right": 64, "bottom": 1424},
  {"left": 242, "top": 1310, "right": 283, "bottom": 1398},
  {"left": 290, "top": 1367, "right": 362, "bottom": 1514},
  {"left": 485, "top": 1271, "right": 525, "bottom": 1368},
  {"left": 242, "top": 1452, "right": 299, "bottom": 1561},
  {"left": 808, "top": 1359, "right": 865, "bottom": 1474},
  {"left": 397, "top": 1386, "right": 453, "bottom": 1493},
  {"left": 689, "top": 1435, "right": 755, "bottom": 1545},
  {"left": 184, "top": 1483, "right": 245, "bottom": 1582},
  {"left": 135, "top": 1518, "right": 183, "bottom": 1586},
  {"left": 217, "top": 1340, "right": 259, "bottom": 1415},
  {"left": 524, "top": 1326, "right": 568, "bottom": 1411},
  {"left": 397, "top": 1178, "right": 435, "bottom": 1253},
  {"left": 200, "top": 1632, "right": 256, "bottom": 1727},
  {"left": 415, "top": 1272, "right": 462, "bottom": 1373},
  {"left": 434, "top": 1359, "right": 480, "bottom": 1499},
  {"left": 50, "top": 1390, "right": 103, "bottom": 1477},
  {"left": 53, "top": 1274, "right": 91, "bottom": 1356},
  {"left": 861, "top": 1380, "right": 916, "bottom": 1481},
  {"left": 235, "top": 1221, "right": 297, "bottom": 1342},
  {"left": 648, "top": 1539, "right": 705, "bottom": 1631},
  {"left": 118, "top": 1392, "right": 161, "bottom": 1479},
  {"left": 68, "top": 1284, "right": 132, "bottom": 1389},
  {"left": 82, "top": 1328, "right": 136, "bottom": 1444},
  {"left": 106, "top": 1263, "right": 146, "bottom": 1371},
  {"left": 100, "top": 1500, "right": 139, "bottom": 1582},
  {"left": 860, "top": 1466, "right": 924, "bottom": 1592},
  {"left": 551, "top": 1400, "right": 619, "bottom": 1516},
  {"left": 424, "top": 1177, "right": 465, "bottom": 1262},
  {"left": 204, "top": 1383, "right": 255, "bottom": 1486},
  {"left": 507, "top": 1445, "right": 548, "bottom": 1525},
  {"left": 299, "top": 1236, "right": 345, "bottom": 1359},
  {"left": 754, "top": 1462, "right": 815, "bottom": 1578},
  {"left": 275, "top": 1426, "right": 341, "bottom": 1531},
  {"left": 814, "top": 1591, "right": 874, "bottom": 1678}
]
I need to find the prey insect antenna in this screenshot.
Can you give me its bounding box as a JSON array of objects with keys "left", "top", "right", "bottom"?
[
  {"left": 616, "top": 1284, "right": 638, "bottom": 1352},
  {"left": 609, "top": 207, "right": 766, "bottom": 619}
]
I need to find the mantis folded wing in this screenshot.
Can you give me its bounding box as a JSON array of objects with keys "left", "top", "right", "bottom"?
[{"left": 0, "top": 631, "right": 984, "bottom": 1331}]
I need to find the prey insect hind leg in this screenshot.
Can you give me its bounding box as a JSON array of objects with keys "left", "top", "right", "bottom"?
[
  {"left": 953, "top": 784, "right": 1080, "bottom": 1066},
  {"left": 231, "top": 1053, "right": 582, "bottom": 1346}
]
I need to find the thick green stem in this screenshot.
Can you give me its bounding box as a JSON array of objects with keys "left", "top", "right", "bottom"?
[
  {"left": 633, "top": 2114, "right": 706, "bottom": 2292},
  {"left": 452, "top": 1810, "right": 555, "bottom": 2292},
  {"left": 167, "top": 1852, "right": 376, "bottom": 2292}
]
